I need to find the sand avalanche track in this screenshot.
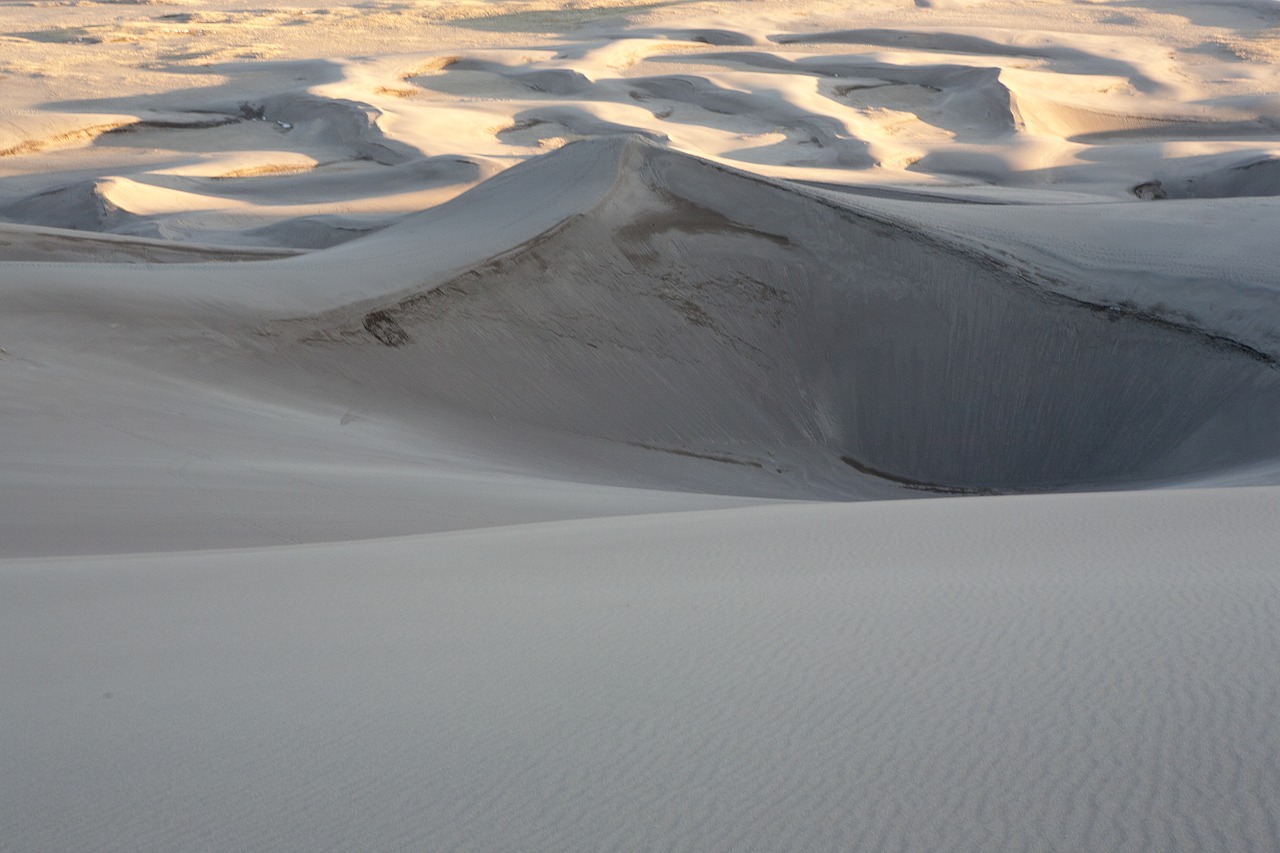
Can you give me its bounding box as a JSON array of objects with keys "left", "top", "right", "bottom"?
[{"left": 275, "top": 137, "right": 1280, "bottom": 495}]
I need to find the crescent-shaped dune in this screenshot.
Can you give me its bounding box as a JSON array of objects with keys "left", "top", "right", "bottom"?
[{"left": 266, "top": 137, "right": 1280, "bottom": 494}]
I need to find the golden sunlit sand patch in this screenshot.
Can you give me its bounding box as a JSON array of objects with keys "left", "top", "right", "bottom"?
[
  {"left": 1216, "top": 29, "right": 1280, "bottom": 62},
  {"left": 214, "top": 163, "right": 318, "bottom": 178}
]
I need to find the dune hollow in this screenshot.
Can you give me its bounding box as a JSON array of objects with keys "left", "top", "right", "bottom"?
[{"left": 262, "top": 138, "right": 1280, "bottom": 495}]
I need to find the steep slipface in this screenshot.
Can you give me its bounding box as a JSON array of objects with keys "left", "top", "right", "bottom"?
[
  {"left": 281, "top": 139, "right": 1280, "bottom": 494},
  {"left": 0, "top": 181, "right": 129, "bottom": 232}
]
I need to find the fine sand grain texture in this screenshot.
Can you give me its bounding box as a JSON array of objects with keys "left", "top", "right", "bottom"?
[{"left": 2, "top": 0, "right": 1280, "bottom": 849}]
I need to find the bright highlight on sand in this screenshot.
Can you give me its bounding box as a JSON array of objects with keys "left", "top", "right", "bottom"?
[{"left": 2, "top": 0, "right": 1279, "bottom": 850}]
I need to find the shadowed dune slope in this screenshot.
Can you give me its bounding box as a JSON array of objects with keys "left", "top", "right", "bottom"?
[
  {"left": 273, "top": 137, "right": 1280, "bottom": 494},
  {"left": 1139, "top": 155, "right": 1280, "bottom": 200}
]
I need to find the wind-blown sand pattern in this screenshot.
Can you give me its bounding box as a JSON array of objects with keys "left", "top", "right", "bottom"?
[{"left": 2, "top": 0, "right": 1279, "bottom": 849}]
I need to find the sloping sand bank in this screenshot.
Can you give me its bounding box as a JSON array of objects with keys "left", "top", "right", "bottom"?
[{"left": 4, "top": 488, "right": 1278, "bottom": 851}]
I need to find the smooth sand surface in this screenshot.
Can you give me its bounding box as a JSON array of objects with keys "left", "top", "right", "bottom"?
[
  {"left": 3, "top": 0, "right": 1279, "bottom": 849},
  {"left": 4, "top": 490, "right": 1280, "bottom": 851}
]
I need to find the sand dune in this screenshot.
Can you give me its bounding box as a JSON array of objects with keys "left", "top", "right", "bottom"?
[
  {"left": 0, "top": 113, "right": 133, "bottom": 158},
  {"left": 1137, "top": 152, "right": 1280, "bottom": 198},
  {"left": 3, "top": 0, "right": 1280, "bottom": 848},
  {"left": 4, "top": 134, "right": 1277, "bottom": 555},
  {"left": 263, "top": 138, "right": 1280, "bottom": 493},
  {"left": 772, "top": 27, "right": 1171, "bottom": 93}
]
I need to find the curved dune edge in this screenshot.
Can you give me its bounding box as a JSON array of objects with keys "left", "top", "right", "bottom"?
[{"left": 0, "top": 221, "right": 306, "bottom": 263}]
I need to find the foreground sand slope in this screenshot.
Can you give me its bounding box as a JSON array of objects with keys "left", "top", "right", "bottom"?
[{"left": 3, "top": 488, "right": 1279, "bottom": 851}]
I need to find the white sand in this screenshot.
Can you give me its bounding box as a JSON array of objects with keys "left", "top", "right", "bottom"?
[
  {"left": 5, "top": 490, "right": 1280, "bottom": 851},
  {"left": 2, "top": 0, "right": 1279, "bottom": 848}
]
